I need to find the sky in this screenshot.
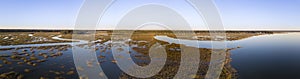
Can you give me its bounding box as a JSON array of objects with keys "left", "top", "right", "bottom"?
[{"left": 0, "top": 0, "right": 299, "bottom": 30}]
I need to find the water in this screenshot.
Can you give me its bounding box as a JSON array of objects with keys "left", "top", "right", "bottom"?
[
  {"left": 0, "top": 35, "right": 83, "bottom": 49},
  {"left": 0, "top": 35, "right": 150, "bottom": 79},
  {"left": 230, "top": 33, "right": 300, "bottom": 79},
  {"left": 154, "top": 36, "right": 237, "bottom": 49},
  {"left": 155, "top": 32, "right": 300, "bottom": 79},
  {"left": 1, "top": 33, "right": 300, "bottom": 79}
]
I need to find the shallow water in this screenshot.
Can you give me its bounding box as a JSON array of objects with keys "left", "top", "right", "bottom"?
[
  {"left": 0, "top": 35, "right": 82, "bottom": 49},
  {"left": 154, "top": 36, "right": 237, "bottom": 49},
  {"left": 0, "top": 33, "right": 154, "bottom": 79},
  {"left": 1, "top": 33, "right": 300, "bottom": 79}
]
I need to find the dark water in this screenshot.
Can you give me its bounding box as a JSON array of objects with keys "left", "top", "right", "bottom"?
[
  {"left": 230, "top": 33, "right": 300, "bottom": 79},
  {"left": 155, "top": 33, "right": 300, "bottom": 79}
]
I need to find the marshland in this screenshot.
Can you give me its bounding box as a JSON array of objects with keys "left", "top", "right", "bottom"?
[{"left": 0, "top": 30, "right": 298, "bottom": 79}]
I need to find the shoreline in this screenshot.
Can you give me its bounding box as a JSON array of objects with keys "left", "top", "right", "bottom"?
[{"left": 0, "top": 31, "right": 277, "bottom": 49}]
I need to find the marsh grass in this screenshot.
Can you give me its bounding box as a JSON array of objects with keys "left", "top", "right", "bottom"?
[
  {"left": 0, "top": 30, "right": 274, "bottom": 79},
  {"left": 0, "top": 32, "right": 71, "bottom": 46},
  {"left": 119, "top": 31, "right": 239, "bottom": 79}
]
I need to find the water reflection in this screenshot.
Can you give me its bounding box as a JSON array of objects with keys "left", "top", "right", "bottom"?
[
  {"left": 2, "top": 32, "right": 293, "bottom": 79},
  {"left": 0, "top": 45, "right": 77, "bottom": 79},
  {"left": 230, "top": 33, "right": 300, "bottom": 79}
]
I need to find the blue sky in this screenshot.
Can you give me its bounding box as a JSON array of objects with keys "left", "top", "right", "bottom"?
[{"left": 0, "top": 0, "right": 299, "bottom": 30}]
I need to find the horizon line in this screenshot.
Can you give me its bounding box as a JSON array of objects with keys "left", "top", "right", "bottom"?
[{"left": 1, "top": 28, "right": 300, "bottom": 31}]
